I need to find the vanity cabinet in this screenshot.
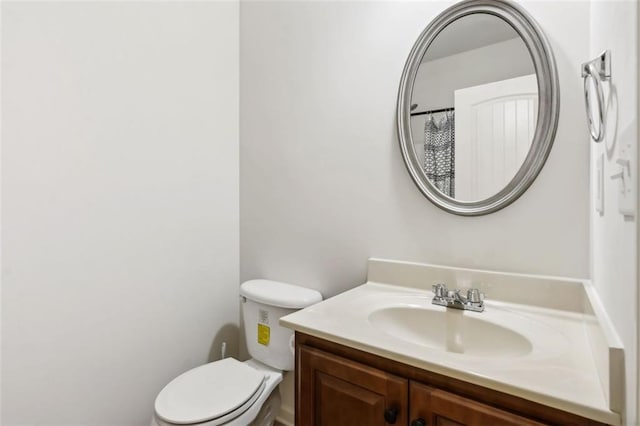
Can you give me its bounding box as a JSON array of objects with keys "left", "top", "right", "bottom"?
[{"left": 295, "top": 332, "right": 608, "bottom": 426}]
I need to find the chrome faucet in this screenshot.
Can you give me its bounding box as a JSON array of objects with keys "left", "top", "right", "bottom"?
[{"left": 432, "top": 283, "right": 485, "bottom": 312}]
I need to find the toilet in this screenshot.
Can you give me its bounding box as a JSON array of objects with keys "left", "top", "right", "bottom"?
[{"left": 152, "top": 280, "right": 322, "bottom": 426}]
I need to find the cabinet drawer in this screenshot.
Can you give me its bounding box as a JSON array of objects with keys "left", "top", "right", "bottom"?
[{"left": 410, "top": 381, "right": 546, "bottom": 426}]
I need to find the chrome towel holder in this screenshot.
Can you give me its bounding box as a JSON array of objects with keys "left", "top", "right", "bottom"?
[{"left": 581, "top": 50, "right": 611, "bottom": 143}]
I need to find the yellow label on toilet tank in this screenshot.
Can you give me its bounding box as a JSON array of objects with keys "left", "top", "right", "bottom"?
[{"left": 258, "top": 324, "right": 270, "bottom": 346}]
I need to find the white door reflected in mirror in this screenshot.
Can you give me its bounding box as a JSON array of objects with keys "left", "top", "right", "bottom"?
[{"left": 455, "top": 74, "right": 538, "bottom": 201}]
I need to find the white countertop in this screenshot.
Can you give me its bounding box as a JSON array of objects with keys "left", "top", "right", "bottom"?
[{"left": 280, "top": 259, "right": 622, "bottom": 425}]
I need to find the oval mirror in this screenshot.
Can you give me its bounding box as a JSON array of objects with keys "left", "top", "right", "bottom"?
[{"left": 397, "top": 0, "right": 559, "bottom": 215}]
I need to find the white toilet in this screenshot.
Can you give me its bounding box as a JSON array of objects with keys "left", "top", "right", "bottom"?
[{"left": 152, "top": 280, "right": 322, "bottom": 426}]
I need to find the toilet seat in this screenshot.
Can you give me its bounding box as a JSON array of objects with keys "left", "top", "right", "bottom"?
[{"left": 155, "top": 358, "right": 266, "bottom": 425}]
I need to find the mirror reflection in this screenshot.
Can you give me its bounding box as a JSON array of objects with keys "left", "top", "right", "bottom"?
[{"left": 410, "top": 14, "right": 538, "bottom": 202}]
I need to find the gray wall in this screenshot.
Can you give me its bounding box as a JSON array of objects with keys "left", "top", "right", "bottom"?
[
  {"left": 240, "top": 3, "right": 591, "bottom": 415},
  {"left": 413, "top": 37, "right": 535, "bottom": 112},
  {"left": 589, "top": 1, "right": 638, "bottom": 423},
  {"left": 240, "top": 0, "right": 591, "bottom": 299}
]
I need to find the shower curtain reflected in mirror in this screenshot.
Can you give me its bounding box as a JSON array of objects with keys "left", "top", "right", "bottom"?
[{"left": 424, "top": 110, "right": 455, "bottom": 198}]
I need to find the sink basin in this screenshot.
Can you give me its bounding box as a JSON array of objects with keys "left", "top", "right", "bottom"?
[{"left": 369, "top": 306, "right": 534, "bottom": 358}]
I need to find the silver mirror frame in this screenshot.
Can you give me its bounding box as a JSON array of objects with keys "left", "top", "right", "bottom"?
[{"left": 397, "top": 0, "right": 559, "bottom": 216}]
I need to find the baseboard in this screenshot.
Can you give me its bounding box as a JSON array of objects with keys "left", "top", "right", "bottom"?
[{"left": 275, "top": 405, "right": 294, "bottom": 426}]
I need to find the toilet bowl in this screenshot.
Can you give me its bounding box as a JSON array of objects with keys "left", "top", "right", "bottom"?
[{"left": 152, "top": 280, "right": 322, "bottom": 426}]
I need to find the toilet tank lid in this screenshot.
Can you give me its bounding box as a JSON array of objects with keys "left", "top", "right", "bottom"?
[{"left": 240, "top": 280, "right": 322, "bottom": 309}]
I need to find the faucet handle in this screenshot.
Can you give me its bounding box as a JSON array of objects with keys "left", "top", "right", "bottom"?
[
  {"left": 467, "top": 288, "right": 484, "bottom": 304},
  {"left": 432, "top": 283, "right": 447, "bottom": 297},
  {"left": 454, "top": 289, "right": 467, "bottom": 304}
]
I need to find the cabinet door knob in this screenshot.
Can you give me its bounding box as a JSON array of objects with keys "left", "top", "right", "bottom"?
[
  {"left": 384, "top": 407, "right": 399, "bottom": 424},
  {"left": 411, "top": 418, "right": 427, "bottom": 426}
]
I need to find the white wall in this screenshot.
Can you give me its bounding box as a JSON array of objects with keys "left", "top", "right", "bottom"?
[
  {"left": 589, "top": 1, "right": 638, "bottom": 424},
  {"left": 1, "top": 2, "right": 239, "bottom": 425},
  {"left": 240, "top": 0, "right": 590, "bottom": 419}
]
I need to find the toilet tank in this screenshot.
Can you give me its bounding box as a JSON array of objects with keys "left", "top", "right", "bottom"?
[{"left": 240, "top": 280, "right": 322, "bottom": 371}]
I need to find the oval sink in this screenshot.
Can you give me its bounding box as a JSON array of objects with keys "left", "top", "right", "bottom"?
[{"left": 368, "top": 306, "right": 533, "bottom": 358}]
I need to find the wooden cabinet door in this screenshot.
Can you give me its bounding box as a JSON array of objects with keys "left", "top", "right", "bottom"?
[
  {"left": 297, "top": 344, "right": 408, "bottom": 426},
  {"left": 409, "top": 381, "right": 547, "bottom": 426}
]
